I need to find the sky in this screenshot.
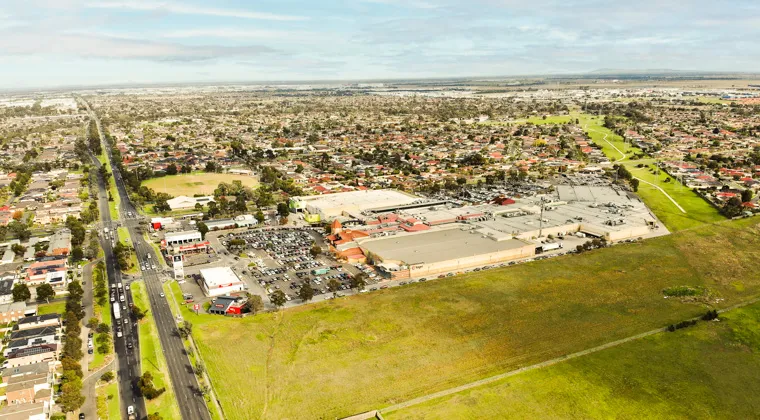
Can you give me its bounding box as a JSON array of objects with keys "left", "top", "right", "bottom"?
[{"left": 0, "top": 0, "right": 759, "bottom": 89}]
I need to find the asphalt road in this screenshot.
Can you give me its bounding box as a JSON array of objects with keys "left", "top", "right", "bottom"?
[
  {"left": 82, "top": 97, "right": 210, "bottom": 420},
  {"left": 89, "top": 147, "right": 146, "bottom": 419}
]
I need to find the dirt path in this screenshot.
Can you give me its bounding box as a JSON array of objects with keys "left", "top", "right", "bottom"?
[{"left": 379, "top": 296, "right": 760, "bottom": 415}]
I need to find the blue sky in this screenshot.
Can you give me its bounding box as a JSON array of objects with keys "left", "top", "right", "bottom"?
[{"left": 0, "top": 0, "right": 758, "bottom": 88}]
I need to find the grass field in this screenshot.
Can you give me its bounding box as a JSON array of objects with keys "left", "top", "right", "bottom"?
[
  {"left": 387, "top": 301, "right": 760, "bottom": 419},
  {"left": 187, "top": 217, "right": 760, "bottom": 419},
  {"left": 131, "top": 281, "right": 181, "bottom": 420},
  {"left": 142, "top": 172, "right": 258, "bottom": 197},
  {"left": 577, "top": 113, "right": 724, "bottom": 231},
  {"left": 37, "top": 300, "right": 66, "bottom": 316}
]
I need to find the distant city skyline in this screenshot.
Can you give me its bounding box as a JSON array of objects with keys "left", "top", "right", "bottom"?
[{"left": 1, "top": 0, "right": 759, "bottom": 89}]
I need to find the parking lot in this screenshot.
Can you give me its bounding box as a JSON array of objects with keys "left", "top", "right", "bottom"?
[{"left": 221, "top": 228, "right": 379, "bottom": 302}]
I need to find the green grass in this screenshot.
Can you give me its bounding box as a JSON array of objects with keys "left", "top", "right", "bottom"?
[
  {"left": 131, "top": 281, "right": 181, "bottom": 420},
  {"left": 117, "top": 227, "right": 139, "bottom": 273},
  {"left": 577, "top": 113, "right": 724, "bottom": 231},
  {"left": 37, "top": 300, "right": 66, "bottom": 316},
  {"left": 104, "top": 381, "right": 121, "bottom": 420},
  {"left": 190, "top": 217, "right": 760, "bottom": 419},
  {"left": 387, "top": 301, "right": 760, "bottom": 419},
  {"left": 142, "top": 172, "right": 258, "bottom": 197}
]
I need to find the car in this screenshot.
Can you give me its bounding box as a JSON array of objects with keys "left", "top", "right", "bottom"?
[
  {"left": 125, "top": 285, "right": 130, "bottom": 291},
  {"left": 399, "top": 281, "right": 407, "bottom": 285},
  {"left": 159, "top": 292, "right": 165, "bottom": 298},
  {"left": 87, "top": 348, "right": 93, "bottom": 355},
  {"left": 117, "top": 330, "right": 123, "bottom": 338},
  {"left": 79, "top": 414, "right": 85, "bottom": 420},
  {"left": 419, "top": 278, "right": 427, "bottom": 282},
  {"left": 127, "top": 342, "right": 133, "bottom": 349},
  {"left": 127, "top": 406, "right": 135, "bottom": 416},
  {"left": 380, "top": 285, "right": 388, "bottom": 289}
]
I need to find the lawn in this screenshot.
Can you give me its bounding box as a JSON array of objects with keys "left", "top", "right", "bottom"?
[
  {"left": 141, "top": 172, "right": 258, "bottom": 197},
  {"left": 37, "top": 300, "right": 66, "bottom": 316},
  {"left": 97, "top": 381, "right": 121, "bottom": 420},
  {"left": 577, "top": 113, "right": 724, "bottom": 231},
  {"left": 131, "top": 281, "right": 181, "bottom": 420},
  {"left": 117, "top": 227, "right": 139, "bottom": 273},
  {"left": 386, "top": 301, "right": 760, "bottom": 419},
  {"left": 190, "top": 217, "right": 760, "bottom": 419}
]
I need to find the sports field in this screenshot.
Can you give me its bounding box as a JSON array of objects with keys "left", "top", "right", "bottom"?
[
  {"left": 187, "top": 217, "right": 760, "bottom": 419},
  {"left": 386, "top": 301, "right": 760, "bottom": 419},
  {"left": 141, "top": 173, "right": 258, "bottom": 196}
]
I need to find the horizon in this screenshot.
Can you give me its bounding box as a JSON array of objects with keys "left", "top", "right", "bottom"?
[{"left": 1, "top": 0, "right": 759, "bottom": 89}]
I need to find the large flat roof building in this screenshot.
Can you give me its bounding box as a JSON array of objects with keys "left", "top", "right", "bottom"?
[
  {"left": 360, "top": 227, "right": 535, "bottom": 278},
  {"left": 290, "top": 189, "right": 420, "bottom": 223},
  {"left": 199, "top": 267, "right": 245, "bottom": 298}
]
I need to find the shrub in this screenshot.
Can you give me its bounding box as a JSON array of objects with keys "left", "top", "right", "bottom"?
[{"left": 662, "top": 286, "right": 703, "bottom": 297}]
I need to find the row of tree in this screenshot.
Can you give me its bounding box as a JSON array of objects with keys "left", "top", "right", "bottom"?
[{"left": 59, "top": 281, "right": 87, "bottom": 412}]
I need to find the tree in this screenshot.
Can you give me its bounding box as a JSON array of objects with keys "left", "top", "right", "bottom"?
[
  {"left": 36, "top": 283, "right": 56, "bottom": 302},
  {"left": 12, "top": 283, "right": 31, "bottom": 302},
  {"left": 59, "top": 379, "right": 85, "bottom": 412},
  {"left": 349, "top": 273, "right": 367, "bottom": 291},
  {"left": 742, "top": 189, "right": 754, "bottom": 203},
  {"left": 277, "top": 202, "right": 290, "bottom": 217},
  {"left": 148, "top": 413, "right": 164, "bottom": 420},
  {"left": 100, "top": 371, "right": 114, "bottom": 382},
  {"left": 138, "top": 372, "right": 166, "bottom": 400},
  {"left": 11, "top": 243, "right": 26, "bottom": 256},
  {"left": 631, "top": 178, "right": 640, "bottom": 192},
  {"left": 165, "top": 163, "right": 178, "bottom": 175},
  {"left": 132, "top": 305, "right": 146, "bottom": 320},
  {"left": 310, "top": 244, "right": 322, "bottom": 257},
  {"left": 71, "top": 246, "right": 84, "bottom": 262},
  {"left": 298, "top": 284, "right": 315, "bottom": 302},
  {"left": 254, "top": 210, "right": 265, "bottom": 224},
  {"left": 327, "top": 279, "right": 341, "bottom": 297},
  {"left": 242, "top": 294, "right": 264, "bottom": 314},
  {"left": 177, "top": 321, "right": 193, "bottom": 339},
  {"left": 197, "top": 222, "right": 209, "bottom": 240},
  {"left": 270, "top": 290, "right": 287, "bottom": 308},
  {"left": 193, "top": 362, "right": 205, "bottom": 376}
]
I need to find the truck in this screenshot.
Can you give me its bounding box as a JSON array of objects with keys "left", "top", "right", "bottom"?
[
  {"left": 113, "top": 303, "right": 121, "bottom": 321},
  {"left": 311, "top": 267, "right": 330, "bottom": 276},
  {"left": 536, "top": 242, "right": 563, "bottom": 253}
]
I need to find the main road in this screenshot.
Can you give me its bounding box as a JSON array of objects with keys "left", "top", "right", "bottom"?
[
  {"left": 81, "top": 97, "right": 211, "bottom": 420},
  {"left": 88, "top": 146, "right": 146, "bottom": 418}
]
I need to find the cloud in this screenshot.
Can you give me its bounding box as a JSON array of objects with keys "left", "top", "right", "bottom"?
[
  {"left": 0, "top": 31, "right": 275, "bottom": 61},
  {"left": 88, "top": 1, "right": 309, "bottom": 21}
]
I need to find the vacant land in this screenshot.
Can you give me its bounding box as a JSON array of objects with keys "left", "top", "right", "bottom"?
[
  {"left": 131, "top": 281, "right": 181, "bottom": 420},
  {"left": 142, "top": 172, "right": 258, "bottom": 196},
  {"left": 387, "top": 302, "right": 760, "bottom": 419},
  {"left": 578, "top": 114, "right": 724, "bottom": 231},
  {"left": 189, "top": 217, "right": 760, "bottom": 419}
]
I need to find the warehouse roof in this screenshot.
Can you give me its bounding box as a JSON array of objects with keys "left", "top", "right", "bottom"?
[{"left": 360, "top": 228, "right": 531, "bottom": 265}]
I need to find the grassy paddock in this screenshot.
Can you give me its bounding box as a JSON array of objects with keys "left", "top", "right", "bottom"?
[
  {"left": 387, "top": 301, "right": 760, "bottom": 419},
  {"left": 190, "top": 217, "right": 760, "bottom": 419},
  {"left": 131, "top": 281, "right": 181, "bottom": 420},
  {"left": 141, "top": 172, "right": 258, "bottom": 197}
]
